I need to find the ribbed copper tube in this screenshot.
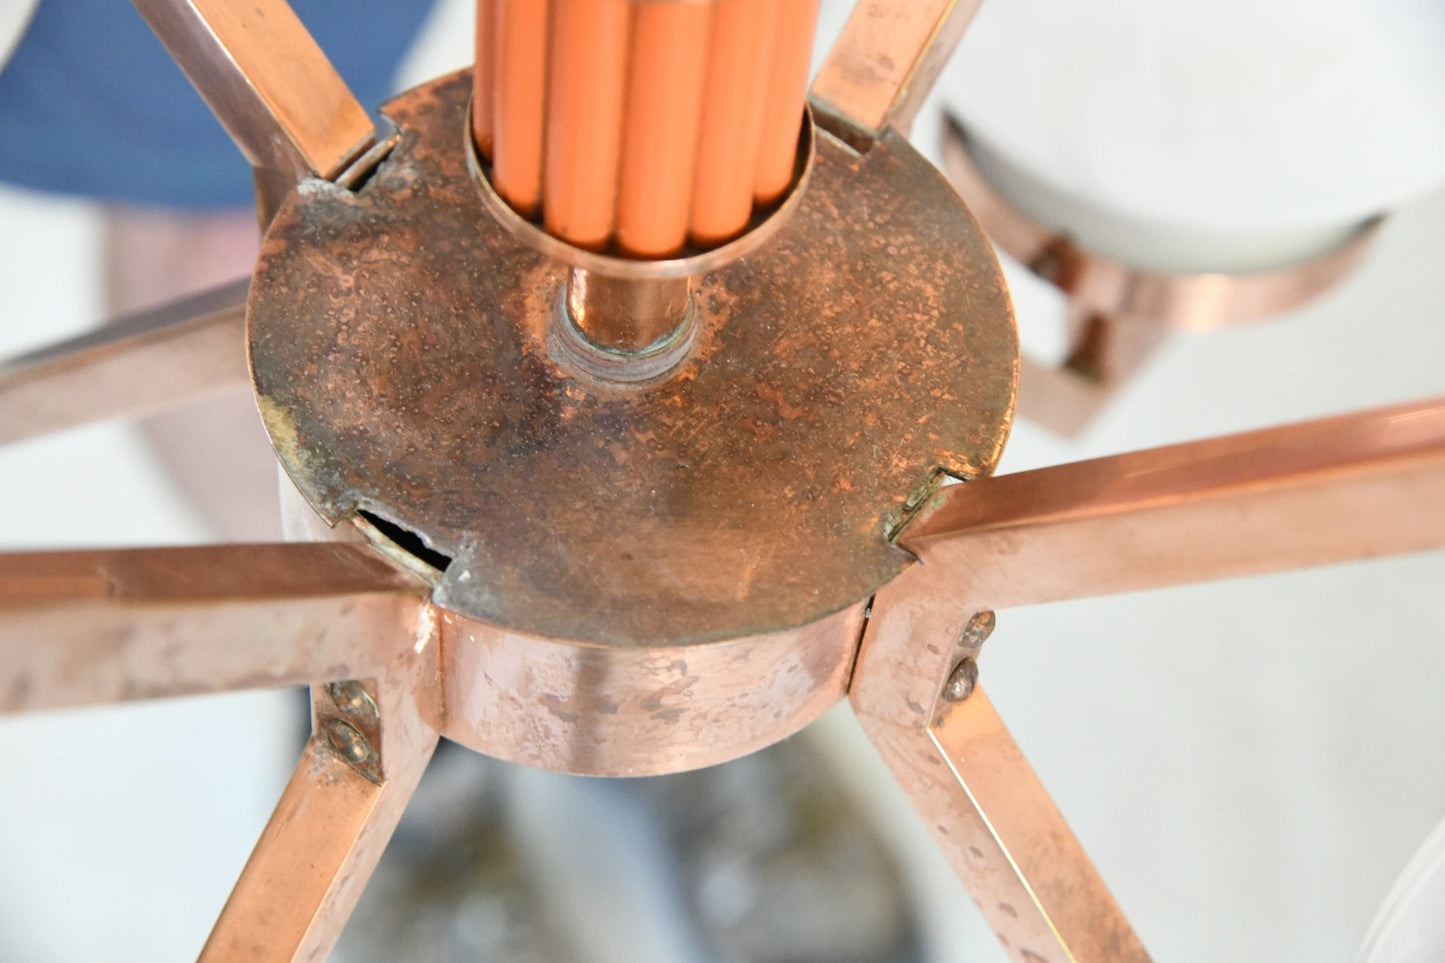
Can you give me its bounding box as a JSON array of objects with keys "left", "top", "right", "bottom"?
[
  {"left": 689, "top": 0, "right": 778, "bottom": 247},
  {"left": 476, "top": 0, "right": 817, "bottom": 256},
  {"left": 471, "top": 0, "right": 495, "bottom": 158},
  {"left": 614, "top": 1, "right": 713, "bottom": 257},
  {"left": 754, "top": 0, "right": 818, "bottom": 205},
  {"left": 544, "top": 0, "right": 630, "bottom": 249},
  {"left": 491, "top": 0, "right": 548, "bottom": 217}
]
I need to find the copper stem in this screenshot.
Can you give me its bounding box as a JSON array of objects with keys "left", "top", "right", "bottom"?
[{"left": 566, "top": 268, "right": 691, "bottom": 353}]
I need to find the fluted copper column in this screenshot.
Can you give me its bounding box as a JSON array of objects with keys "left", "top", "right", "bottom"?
[
  {"left": 474, "top": 0, "right": 816, "bottom": 256},
  {"left": 473, "top": 0, "right": 818, "bottom": 357}
]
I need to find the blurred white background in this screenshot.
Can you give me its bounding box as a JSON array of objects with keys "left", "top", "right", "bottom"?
[{"left": 2, "top": 1, "right": 1445, "bottom": 960}]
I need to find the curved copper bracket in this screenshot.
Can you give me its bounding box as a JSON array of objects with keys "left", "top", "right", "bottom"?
[{"left": 941, "top": 115, "right": 1384, "bottom": 435}]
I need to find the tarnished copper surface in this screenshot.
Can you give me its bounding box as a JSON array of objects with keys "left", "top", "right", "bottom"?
[{"left": 249, "top": 71, "right": 1017, "bottom": 649}]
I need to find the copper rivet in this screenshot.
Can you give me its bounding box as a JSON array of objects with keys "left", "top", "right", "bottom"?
[
  {"left": 324, "top": 718, "right": 371, "bottom": 765},
  {"left": 959, "top": 611, "right": 996, "bottom": 650},
  {"left": 943, "top": 658, "right": 979, "bottom": 703},
  {"left": 326, "top": 679, "right": 379, "bottom": 723}
]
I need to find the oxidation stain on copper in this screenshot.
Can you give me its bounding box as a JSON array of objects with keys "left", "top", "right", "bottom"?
[{"left": 249, "top": 72, "right": 1017, "bottom": 648}]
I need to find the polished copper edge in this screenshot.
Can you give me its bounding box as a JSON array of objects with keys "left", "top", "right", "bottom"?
[
  {"left": 133, "top": 0, "right": 378, "bottom": 192},
  {"left": 0, "top": 542, "right": 428, "bottom": 714},
  {"left": 440, "top": 600, "right": 867, "bottom": 777},
  {"left": 900, "top": 395, "right": 1445, "bottom": 608},
  {"left": 852, "top": 396, "right": 1445, "bottom": 961}
]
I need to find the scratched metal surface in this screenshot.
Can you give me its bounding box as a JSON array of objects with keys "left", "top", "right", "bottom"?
[{"left": 248, "top": 71, "right": 1017, "bottom": 648}]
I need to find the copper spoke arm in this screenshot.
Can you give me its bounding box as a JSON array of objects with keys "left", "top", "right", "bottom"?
[
  {"left": 0, "top": 542, "right": 428, "bottom": 714},
  {"left": 0, "top": 279, "right": 248, "bottom": 446},
  {"left": 929, "top": 688, "right": 1149, "bottom": 961},
  {"left": 202, "top": 653, "right": 439, "bottom": 962},
  {"left": 201, "top": 735, "right": 434, "bottom": 963},
  {"left": 131, "top": 0, "right": 377, "bottom": 184},
  {"left": 854, "top": 397, "right": 1445, "bottom": 961},
  {"left": 811, "top": 0, "right": 986, "bottom": 140},
  {"left": 901, "top": 396, "right": 1445, "bottom": 608},
  {"left": 855, "top": 578, "right": 1148, "bottom": 961}
]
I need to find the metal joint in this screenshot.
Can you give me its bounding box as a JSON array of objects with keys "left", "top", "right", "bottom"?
[
  {"left": 317, "top": 679, "right": 384, "bottom": 783},
  {"left": 333, "top": 119, "right": 402, "bottom": 193},
  {"left": 941, "top": 611, "right": 994, "bottom": 704}
]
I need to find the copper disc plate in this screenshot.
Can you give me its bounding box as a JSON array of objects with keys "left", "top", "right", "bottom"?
[{"left": 249, "top": 73, "right": 1017, "bottom": 647}]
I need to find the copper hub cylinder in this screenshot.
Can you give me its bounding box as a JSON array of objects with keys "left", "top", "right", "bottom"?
[{"left": 250, "top": 73, "right": 1018, "bottom": 776}]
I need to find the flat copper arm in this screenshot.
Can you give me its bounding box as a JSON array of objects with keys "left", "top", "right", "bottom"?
[
  {"left": 901, "top": 395, "right": 1445, "bottom": 607},
  {"left": 201, "top": 641, "right": 440, "bottom": 962},
  {"left": 855, "top": 396, "right": 1445, "bottom": 962},
  {"left": 811, "top": 0, "right": 986, "bottom": 139},
  {"left": 1015, "top": 303, "right": 1169, "bottom": 437},
  {"left": 0, "top": 279, "right": 249, "bottom": 446},
  {"left": 854, "top": 601, "right": 1149, "bottom": 961},
  {"left": 131, "top": 0, "right": 377, "bottom": 183},
  {"left": 0, "top": 543, "right": 427, "bottom": 713},
  {"left": 1, "top": 539, "right": 438, "bottom": 961},
  {"left": 201, "top": 732, "right": 436, "bottom": 963},
  {"left": 933, "top": 686, "right": 1149, "bottom": 962}
]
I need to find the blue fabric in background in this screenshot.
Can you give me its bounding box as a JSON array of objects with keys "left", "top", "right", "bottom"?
[{"left": 0, "top": 1, "right": 434, "bottom": 209}]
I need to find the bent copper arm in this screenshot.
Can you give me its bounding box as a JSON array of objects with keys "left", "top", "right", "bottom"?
[
  {"left": 0, "top": 279, "right": 249, "bottom": 446},
  {"left": 0, "top": 542, "right": 429, "bottom": 713},
  {"left": 938, "top": 118, "right": 1384, "bottom": 335},
  {"left": 854, "top": 396, "right": 1445, "bottom": 962},
  {"left": 811, "top": 0, "right": 987, "bottom": 140},
  {"left": 855, "top": 598, "right": 1151, "bottom": 961}
]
